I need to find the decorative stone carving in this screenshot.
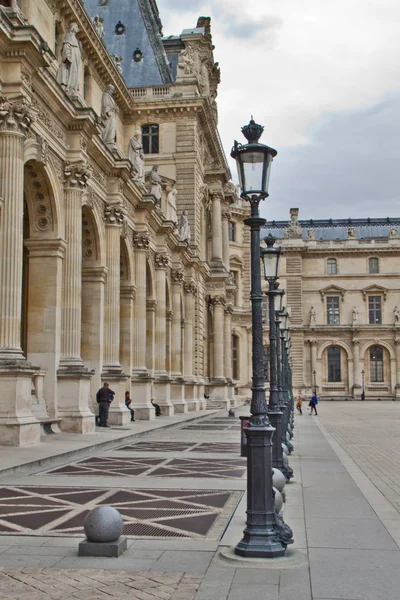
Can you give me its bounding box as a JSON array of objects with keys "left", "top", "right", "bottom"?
[
  {"left": 209, "top": 294, "right": 226, "bottom": 306},
  {"left": 389, "top": 227, "right": 398, "bottom": 239},
  {"left": 179, "top": 210, "right": 190, "bottom": 243},
  {"left": 104, "top": 204, "right": 124, "bottom": 225},
  {"left": 210, "top": 91, "right": 218, "bottom": 125},
  {"left": 348, "top": 226, "right": 356, "bottom": 239},
  {"left": 56, "top": 23, "right": 82, "bottom": 95},
  {"left": 225, "top": 303, "right": 234, "bottom": 315},
  {"left": 171, "top": 269, "right": 184, "bottom": 283},
  {"left": 92, "top": 16, "right": 105, "bottom": 38},
  {"left": 284, "top": 208, "right": 302, "bottom": 239},
  {"left": 352, "top": 306, "right": 358, "bottom": 326},
  {"left": 0, "top": 96, "right": 35, "bottom": 135},
  {"left": 110, "top": 54, "right": 123, "bottom": 73},
  {"left": 128, "top": 129, "right": 145, "bottom": 185},
  {"left": 25, "top": 163, "right": 54, "bottom": 232},
  {"left": 132, "top": 232, "right": 150, "bottom": 249},
  {"left": 394, "top": 306, "right": 400, "bottom": 325},
  {"left": 148, "top": 165, "right": 162, "bottom": 204},
  {"left": 64, "top": 161, "right": 91, "bottom": 189},
  {"left": 166, "top": 183, "right": 178, "bottom": 224},
  {"left": 82, "top": 208, "right": 98, "bottom": 261},
  {"left": 309, "top": 306, "right": 316, "bottom": 326},
  {"left": 222, "top": 209, "right": 232, "bottom": 221},
  {"left": 37, "top": 135, "right": 48, "bottom": 165},
  {"left": 154, "top": 253, "right": 169, "bottom": 269},
  {"left": 199, "top": 57, "right": 210, "bottom": 95},
  {"left": 177, "top": 46, "right": 195, "bottom": 76},
  {"left": 101, "top": 85, "right": 119, "bottom": 150},
  {"left": 307, "top": 229, "right": 315, "bottom": 240},
  {"left": 184, "top": 282, "right": 197, "bottom": 296},
  {"left": 32, "top": 98, "right": 65, "bottom": 142}
]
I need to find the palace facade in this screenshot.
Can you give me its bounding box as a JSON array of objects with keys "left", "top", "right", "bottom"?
[
  {"left": 0, "top": 0, "right": 251, "bottom": 446},
  {"left": 263, "top": 210, "right": 400, "bottom": 401}
]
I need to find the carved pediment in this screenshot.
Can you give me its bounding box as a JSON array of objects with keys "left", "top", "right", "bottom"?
[
  {"left": 361, "top": 284, "right": 388, "bottom": 301},
  {"left": 319, "top": 285, "right": 346, "bottom": 302}
]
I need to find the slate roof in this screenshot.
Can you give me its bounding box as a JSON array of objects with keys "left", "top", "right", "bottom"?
[{"left": 262, "top": 218, "right": 400, "bottom": 241}]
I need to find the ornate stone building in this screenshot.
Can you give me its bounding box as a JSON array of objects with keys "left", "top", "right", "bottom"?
[
  {"left": 263, "top": 210, "right": 400, "bottom": 401},
  {"left": 0, "top": 0, "right": 251, "bottom": 446}
]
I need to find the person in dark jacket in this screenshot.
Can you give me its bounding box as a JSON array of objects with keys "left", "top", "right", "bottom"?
[
  {"left": 125, "top": 391, "right": 135, "bottom": 422},
  {"left": 96, "top": 382, "right": 114, "bottom": 427},
  {"left": 309, "top": 393, "right": 318, "bottom": 416}
]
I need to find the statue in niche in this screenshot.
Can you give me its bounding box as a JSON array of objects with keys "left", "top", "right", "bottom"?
[
  {"left": 148, "top": 165, "right": 162, "bottom": 204},
  {"left": 394, "top": 306, "right": 400, "bottom": 325},
  {"left": 352, "top": 306, "right": 358, "bottom": 326},
  {"left": 166, "top": 183, "right": 178, "bottom": 224},
  {"left": 309, "top": 306, "right": 316, "bottom": 326},
  {"left": 179, "top": 210, "right": 191, "bottom": 243},
  {"left": 128, "top": 129, "right": 144, "bottom": 185},
  {"left": 348, "top": 226, "right": 356, "bottom": 239},
  {"left": 56, "top": 23, "right": 82, "bottom": 95},
  {"left": 92, "top": 16, "right": 105, "bottom": 38},
  {"left": 177, "top": 46, "right": 195, "bottom": 76},
  {"left": 389, "top": 227, "right": 398, "bottom": 239},
  {"left": 101, "top": 84, "right": 119, "bottom": 149}
]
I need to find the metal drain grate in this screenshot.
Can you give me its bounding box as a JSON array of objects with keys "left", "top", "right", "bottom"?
[{"left": 123, "top": 522, "right": 189, "bottom": 537}]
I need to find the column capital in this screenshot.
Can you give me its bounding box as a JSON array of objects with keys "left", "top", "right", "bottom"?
[
  {"left": 0, "top": 95, "right": 36, "bottom": 136},
  {"left": 307, "top": 338, "right": 317, "bottom": 346},
  {"left": 184, "top": 281, "right": 197, "bottom": 296},
  {"left": 352, "top": 338, "right": 361, "bottom": 345},
  {"left": 104, "top": 203, "right": 124, "bottom": 225},
  {"left": 154, "top": 252, "right": 169, "bottom": 269},
  {"left": 132, "top": 231, "right": 150, "bottom": 249},
  {"left": 395, "top": 338, "right": 400, "bottom": 346},
  {"left": 222, "top": 209, "right": 232, "bottom": 221},
  {"left": 210, "top": 190, "right": 223, "bottom": 202},
  {"left": 209, "top": 294, "right": 226, "bottom": 307},
  {"left": 64, "top": 161, "right": 91, "bottom": 190},
  {"left": 171, "top": 268, "right": 184, "bottom": 283},
  {"left": 224, "top": 303, "right": 234, "bottom": 315}
]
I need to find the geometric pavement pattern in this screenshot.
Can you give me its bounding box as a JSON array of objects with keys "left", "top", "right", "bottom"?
[
  {"left": 44, "top": 456, "right": 247, "bottom": 479},
  {"left": 181, "top": 423, "right": 241, "bottom": 431},
  {"left": 0, "top": 486, "right": 239, "bottom": 538},
  {"left": 0, "top": 568, "right": 203, "bottom": 600},
  {"left": 115, "top": 441, "right": 241, "bottom": 453}
]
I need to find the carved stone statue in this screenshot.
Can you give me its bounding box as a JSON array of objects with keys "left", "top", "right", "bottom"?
[
  {"left": 179, "top": 210, "right": 190, "bottom": 243},
  {"left": 307, "top": 229, "right": 315, "bottom": 240},
  {"left": 284, "top": 208, "right": 302, "bottom": 239},
  {"left": 166, "top": 183, "right": 178, "bottom": 224},
  {"left": 310, "top": 306, "right": 316, "bottom": 326},
  {"left": 352, "top": 306, "right": 358, "bottom": 325},
  {"left": 210, "top": 91, "right": 218, "bottom": 124},
  {"left": 389, "top": 227, "right": 399, "bottom": 239},
  {"left": 92, "top": 16, "right": 105, "bottom": 38},
  {"left": 148, "top": 165, "right": 162, "bottom": 204},
  {"left": 177, "top": 46, "right": 195, "bottom": 76},
  {"left": 110, "top": 54, "right": 123, "bottom": 73},
  {"left": 56, "top": 23, "right": 82, "bottom": 95},
  {"left": 101, "top": 85, "right": 119, "bottom": 150},
  {"left": 199, "top": 58, "right": 210, "bottom": 95},
  {"left": 394, "top": 306, "right": 400, "bottom": 325},
  {"left": 128, "top": 129, "right": 144, "bottom": 185},
  {"left": 348, "top": 227, "right": 356, "bottom": 239}
]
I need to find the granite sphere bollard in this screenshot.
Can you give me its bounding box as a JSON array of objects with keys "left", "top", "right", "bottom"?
[
  {"left": 79, "top": 506, "right": 127, "bottom": 557},
  {"left": 273, "top": 487, "right": 283, "bottom": 513},
  {"left": 272, "top": 468, "right": 286, "bottom": 492}
]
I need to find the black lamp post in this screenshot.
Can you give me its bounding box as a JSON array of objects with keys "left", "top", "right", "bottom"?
[
  {"left": 361, "top": 369, "right": 365, "bottom": 401},
  {"left": 231, "top": 118, "right": 293, "bottom": 557},
  {"left": 313, "top": 369, "right": 317, "bottom": 395}
]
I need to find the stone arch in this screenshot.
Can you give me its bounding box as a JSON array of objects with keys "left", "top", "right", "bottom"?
[
  {"left": 361, "top": 340, "right": 395, "bottom": 361},
  {"left": 24, "top": 160, "right": 58, "bottom": 239},
  {"left": 317, "top": 340, "right": 353, "bottom": 361},
  {"left": 82, "top": 206, "right": 100, "bottom": 264}
]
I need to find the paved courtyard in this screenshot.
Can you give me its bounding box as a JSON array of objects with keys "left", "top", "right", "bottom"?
[{"left": 0, "top": 403, "right": 400, "bottom": 599}]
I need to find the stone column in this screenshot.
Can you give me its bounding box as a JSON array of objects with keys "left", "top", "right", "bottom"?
[
  {"left": 222, "top": 207, "right": 231, "bottom": 270},
  {"left": 310, "top": 339, "right": 318, "bottom": 394},
  {"left": 120, "top": 284, "right": 135, "bottom": 409},
  {"left": 184, "top": 281, "right": 199, "bottom": 410},
  {"left": 153, "top": 253, "right": 173, "bottom": 415},
  {"left": 224, "top": 303, "right": 235, "bottom": 405},
  {"left": 211, "top": 191, "right": 223, "bottom": 263},
  {"left": 170, "top": 269, "right": 186, "bottom": 412},
  {"left": 131, "top": 232, "right": 153, "bottom": 420},
  {"left": 57, "top": 161, "right": 94, "bottom": 434},
  {"left": 395, "top": 339, "right": 400, "bottom": 399},
  {"left": 0, "top": 97, "right": 40, "bottom": 445},
  {"left": 352, "top": 338, "right": 361, "bottom": 399},
  {"left": 209, "top": 295, "right": 229, "bottom": 409}
]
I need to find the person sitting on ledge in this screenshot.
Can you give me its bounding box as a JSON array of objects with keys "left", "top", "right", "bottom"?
[
  {"left": 125, "top": 391, "right": 135, "bottom": 422},
  {"left": 151, "top": 398, "right": 161, "bottom": 416}
]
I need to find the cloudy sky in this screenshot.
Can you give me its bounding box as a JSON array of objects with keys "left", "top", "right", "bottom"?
[{"left": 158, "top": 0, "right": 400, "bottom": 221}]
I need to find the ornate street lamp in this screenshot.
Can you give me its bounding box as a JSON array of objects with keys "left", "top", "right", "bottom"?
[
  {"left": 361, "top": 369, "right": 365, "bottom": 401},
  {"left": 231, "top": 118, "right": 292, "bottom": 558},
  {"left": 313, "top": 369, "right": 317, "bottom": 395}
]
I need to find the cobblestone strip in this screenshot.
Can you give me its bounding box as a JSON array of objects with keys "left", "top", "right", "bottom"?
[{"left": 0, "top": 568, "right": 203, "bottom": 599}]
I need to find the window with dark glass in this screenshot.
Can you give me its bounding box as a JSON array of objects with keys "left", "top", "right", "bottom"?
[
  {"left": 327, "top": 347, "right": 341, "bottom": 382},
  {"left": 370, "top": 345, "right": 383, "bottom": 382},
  {"left": 368, "top": 295, "right": 382, "bottom": 324},
  {"left": 327, "top": 258, "right": 337, "bottom": 274},
  {"left": 369, "top": 257, "right": 379, "bottom": 274},
  {"left": 263, "top": 346, "right": 270, "bottom": 382},
  {"left": 229, "top": 222, "right": 235, "bottom": 242},
  {"left": 141, "top": 124, "right": 159, "bottom": 154},
  {"left": 326, "top": 296, "right": 340, "bottom": 325},
  {"left": 262, "top": 297, "right": 268, "bottom": 324},
  {"left": 232, "top": 335, "right": 239, "bottom": 380}
]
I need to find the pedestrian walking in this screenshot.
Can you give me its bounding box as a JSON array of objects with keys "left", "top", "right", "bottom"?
[
  {"left": 96, "top": 382, "right": 114, "bottom": 427},
  {"left": 309, "top": 393, "right": 318, "bottom": 416},
  {"left": 296, "top": 392, "right": 303, "bottom": 415},
  {"left": 125, "top": 391, "right": 135, "bottom": 422},
  {"left": 151, "top": 398, "right": 161, "bottom": 416}
]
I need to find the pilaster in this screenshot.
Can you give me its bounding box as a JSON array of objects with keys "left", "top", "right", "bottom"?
[
  {"left": 170, "top": 268, "right": 187, "bottom": 412},
  {"left": 153, "top": 252, "right": 173, "bottom": 415}
]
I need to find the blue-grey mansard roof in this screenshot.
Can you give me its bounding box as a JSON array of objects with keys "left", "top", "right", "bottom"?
[{"left": 262, "top": 218, "right": 400, "bottom": 241}]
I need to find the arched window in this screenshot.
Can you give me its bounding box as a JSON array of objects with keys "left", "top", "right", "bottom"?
[
  {"left": 327, "top": 258, "right": 337, "bottom": 275},
  {"left": 369, "top": 257, "right": 379, "bottom": 274},
  {"left": 142, "top": 124, "right": 159, "bottom": 154},
  {"left": 327, "top": 346, "right": 341, "bottom": 382},
  {"left": 232, "top": 335, "right": 239, "bottom": 380},
  {"left": 370, "top": 345, "right": 383, "bottom": 382}
]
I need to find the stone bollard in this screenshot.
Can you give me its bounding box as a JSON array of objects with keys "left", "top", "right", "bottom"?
[{"left": 79, "top": 506, "right": 127, "bottom": 557}]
